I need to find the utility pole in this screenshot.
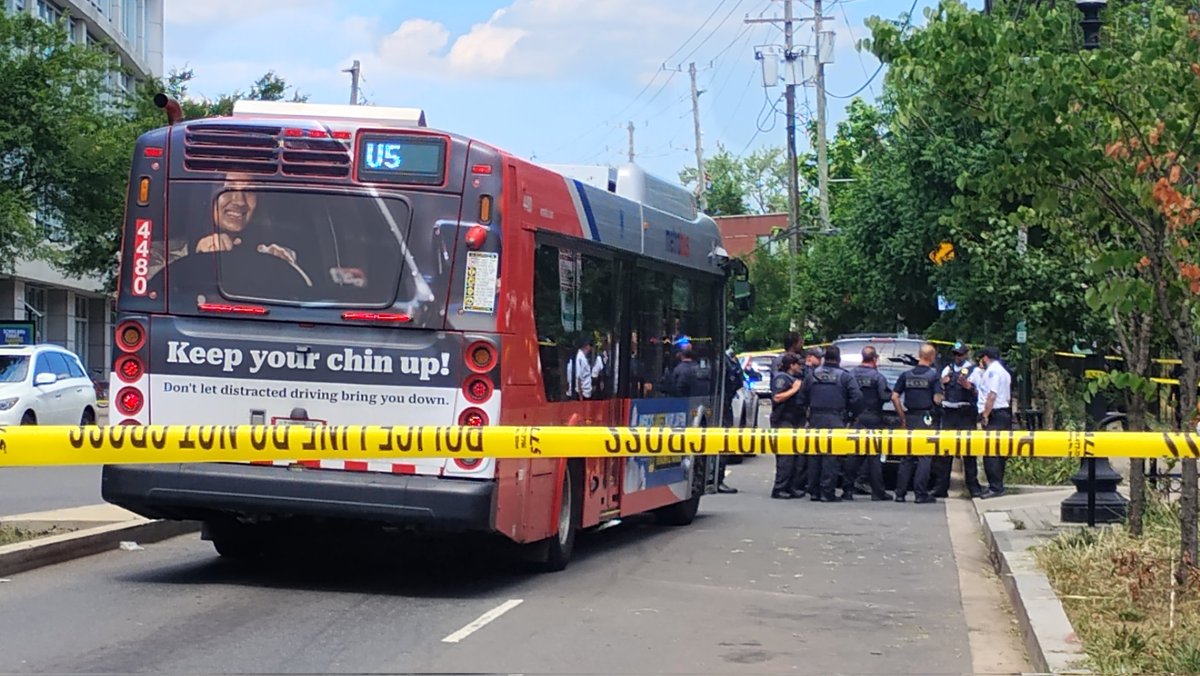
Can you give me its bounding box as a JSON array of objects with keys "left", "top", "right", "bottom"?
[
  {"left": 689, "top": 62, "right": 706, "bottom": 212},
  {"left": 627, "top": 121, "right": 636, "bottom": 163},
  {"left": 814, "top": 0, "right": 831, "bottom": 231},
  {"left": 748, "top": 0, "right": 801, "bottom": 329},
  {"left": 344, "top": 60, "right": 361, "bottom": 105}
]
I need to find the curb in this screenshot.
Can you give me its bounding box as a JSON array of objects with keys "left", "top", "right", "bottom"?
[
  {"left": 974, "top": 506, "right": 1090, "bottom": 675},
  {"left": 0, "top": 519, "right": 199, "bottom": 577}
]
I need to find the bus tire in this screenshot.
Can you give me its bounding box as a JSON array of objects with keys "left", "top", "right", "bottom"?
[
  {"left": 654, "top": 458, "right": 704, "bottom": 526},
  {"left": 203, "top": 520, "right": 262, "bottom": 561},
  {"left": 531, "top": 461, "right": 581, "bottom": 572},
  {"left": 654, "top": 495, "right": 701, "bottom": 526}
]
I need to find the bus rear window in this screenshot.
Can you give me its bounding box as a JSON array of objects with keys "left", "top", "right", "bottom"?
[{"left": 152, "top": 181, "right": 408, "bottom": 307}]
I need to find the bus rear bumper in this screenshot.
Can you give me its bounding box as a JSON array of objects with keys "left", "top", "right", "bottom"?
[{"left": 100, "top": 463, "right": 495, "bottom": 532}]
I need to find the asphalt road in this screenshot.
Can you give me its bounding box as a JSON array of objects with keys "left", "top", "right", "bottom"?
[
  {"left": 0, "top": 409, "right": 107, "bottom": 516},
  {"left": 0, "top": 455, "right": 975, "bottom": 675},
  {"left": 0, "top": 466, "right": 102, "bottom": 515}
]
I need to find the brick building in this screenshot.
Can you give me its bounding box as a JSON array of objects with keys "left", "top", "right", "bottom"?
[{"left": 712, "top": 213, "right": 788, "bottom": 258}]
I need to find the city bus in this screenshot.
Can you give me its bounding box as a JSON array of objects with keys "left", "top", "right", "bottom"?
[{"left": 100, "top": 99, "right": 753, "bottom": 570}]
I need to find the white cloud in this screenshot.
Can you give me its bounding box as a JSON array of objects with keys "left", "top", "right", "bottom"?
[{"left": 354, "top": 0, "right": 737, "bottom": 84}]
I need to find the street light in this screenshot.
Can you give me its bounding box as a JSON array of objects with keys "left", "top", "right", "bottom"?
[
  {"left": 1060, "top": 1, "right": 1127, "bottom": 526},
  {"left": 1076, "top": 0, "right": 1107, "bottom": 51}
]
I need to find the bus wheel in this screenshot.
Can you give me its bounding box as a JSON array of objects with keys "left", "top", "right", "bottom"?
[
  {"left": 654, "top": 494, "right": 701, "bottom": 526},
  {"left": 203, "top": 520, "right": 263, "bottom": 561},
  {"left": 532, "top": 462, "right": 580, "bottom": 572},
  {"left": 654, "top": 459, "right": 703, "bottom": 526}
]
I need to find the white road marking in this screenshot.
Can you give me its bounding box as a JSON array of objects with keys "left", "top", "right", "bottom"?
[{"left": 441, "top": 599, "right": 524, "bottom": 644}]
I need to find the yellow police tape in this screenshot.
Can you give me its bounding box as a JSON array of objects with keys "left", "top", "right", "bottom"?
[{"left": 0, "top": 425, "right": 1199, "bottom": 467}]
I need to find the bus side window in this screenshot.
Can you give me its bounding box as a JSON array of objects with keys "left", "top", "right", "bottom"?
[
  {"left": 532, "top": 243, "right": 566, "bottom": 402},
  {"left": 633, "top": 267, "right": 669, "bottom": 398}
]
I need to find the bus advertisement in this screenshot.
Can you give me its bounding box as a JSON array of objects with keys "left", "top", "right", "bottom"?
[{"left": 101, "top": 99, "right": 752, "bottom": 571}]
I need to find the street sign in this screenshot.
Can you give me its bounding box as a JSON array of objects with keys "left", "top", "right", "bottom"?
[
  {"left": 928, "top": 241, "right": 955, "bottom": 265},
  {"left": 1016, "top": 320, "right": 1028, "bottom": 344},
  {"left": 0, "top": 321, "right": 35, "bottom": 345}
]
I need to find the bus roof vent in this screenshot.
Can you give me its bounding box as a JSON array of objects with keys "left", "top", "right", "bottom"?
[
  {"left": 232, "top": 100, "right": 428, "bottom": 128},
  {"left": 614, "top": 163, "right": 698, "bottom": 220},
  {"left": 183, "top": 123, "right": 281, "bottom": 175}
]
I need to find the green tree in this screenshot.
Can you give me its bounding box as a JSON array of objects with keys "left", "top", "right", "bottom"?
[
  {"left": 0, "top": 11, "right": 123, "bottom": 274},
  {"left": 869, "top": 0, "right": 1200, "bottom": 570},
  {"left": 680, "top": 143, "right": 748, "bottom": 216}
]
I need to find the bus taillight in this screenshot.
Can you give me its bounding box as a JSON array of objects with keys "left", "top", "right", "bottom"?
[
  {"left": 118, "top": 419, "right": 140, "bottom": 425},
  {"left": 465, "top": 341, "right": 496, "bottom": 373},
  {"left": 115, "top": 355, "right": 144, "bottom": 383},
  {"left": 453, "top": 458, "right": 482, "bottom": 469},
  {"left": 465, "top": 224, "right": 489, "bottom": 250},
  {"left": 116, "top": 387, "right": 145, "bottom": 416},
  {"left": 198, "top": 302, "right": 269, "bottom": 315},
  {"left": 463, "top": 376, "right": 493, "bottom": 404},
  {"left": 116, "top": 322, "right": 145, "bottom": 353},
  {"left": 458, "top": 408, "right": 489, "bottom": 426}
]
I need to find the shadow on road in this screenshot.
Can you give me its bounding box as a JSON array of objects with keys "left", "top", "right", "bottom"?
[{"left": 115, "top": 511, "right": 725, "bottom": 598}]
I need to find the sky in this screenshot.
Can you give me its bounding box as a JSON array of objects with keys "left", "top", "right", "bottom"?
[{"left": 162, "top": 0, "right": 983, "bottom": 187}]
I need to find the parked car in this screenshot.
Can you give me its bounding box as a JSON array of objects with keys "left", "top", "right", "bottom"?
[
  {"left": 723, "top": 351, "right": 763, "bottom": 464},
  {"left": 0, "top": 344, "right": 99, "bottom": 426},
  {"left": 728, "top": 353, "right": 762, "bottom": 429}
]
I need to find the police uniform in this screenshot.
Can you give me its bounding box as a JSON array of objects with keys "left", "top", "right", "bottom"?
[
  {"left": 893, "top": 364, "right": 942, "bottom": 503},
  {"left": 798, "top": 361, "right": 862, "bottom": 501},
  {"left": 850, "top": 364, "right": 892, "bottom": 500},
  {"left": 770, "top": 369, "right": 804, "bottom": 498},
  {"left": 940, "top": 357, "right": 980, "bottom": 497}
]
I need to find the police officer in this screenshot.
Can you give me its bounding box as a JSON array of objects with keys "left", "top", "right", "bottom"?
[
  {"left": 891, "top": 343, "right": 944, "bottom": 504},
  {"left": 770, "top": 332, "right": 804, "bottom": 374},
  {"left": 798, "top": 345, "right": 862, "bottom": 502},
  {"left": 769, "top": 353, "right": 805, "bottom": 499},
  {"left": 940, "top": 342, "right": 980, "bottom": 497},
  {"left": 786, "top": 347, "right": 825, "bottom": 496},
  {"left": 850, "top": 346, "right": 893, "bottom": 501}
]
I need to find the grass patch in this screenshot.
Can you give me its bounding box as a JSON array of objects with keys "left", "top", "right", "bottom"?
[
  {"left": 0, "top": 524, "right": 73, "bottom": 546},
  {"left": 1037, "top": 498, "right": 1200, "bottom": 674},
  {"left": 1005, "top": 457, "right": 1078, "bottom": 486}
]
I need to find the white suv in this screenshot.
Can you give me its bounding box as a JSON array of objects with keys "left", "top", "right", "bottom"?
[{"left": 0, "top": 345, "right": 99, "bottom": 426}]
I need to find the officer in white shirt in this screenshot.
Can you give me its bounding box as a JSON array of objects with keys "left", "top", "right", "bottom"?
[
  {"left": 969, "top": 346, "right": 1012, "bottom": 498},
  {"left": 941, "top": 343, "right": 981, "bottom": 497}
]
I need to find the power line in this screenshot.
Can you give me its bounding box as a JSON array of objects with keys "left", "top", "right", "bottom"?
[
  {"left": 826, "top": 0, "right": 919, "bottom": 99},
  {"left": 677, "top": 0, "right": 747, "bottom": 66},
  {"left": 662, "top": 0, "right": 733, "bottom": 65},
  {"left": 838, "top": 0, "right": 874, "bottom": 99}
]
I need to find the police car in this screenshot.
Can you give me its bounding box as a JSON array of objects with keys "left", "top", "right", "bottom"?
[{"left": 737, "top": 350, "right": 780, "bottom": 398}]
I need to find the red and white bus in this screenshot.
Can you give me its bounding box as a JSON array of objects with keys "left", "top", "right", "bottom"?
[{"left": 101, "top": 99, "right": 752, "bottom": 570}]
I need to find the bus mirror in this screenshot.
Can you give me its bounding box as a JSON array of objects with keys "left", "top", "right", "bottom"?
[
  {"left": 727, "top": 258, "right": 749, "bottom": 280},
  {"left": 732, "top": 280, "right": 754, "bottom": 312}
]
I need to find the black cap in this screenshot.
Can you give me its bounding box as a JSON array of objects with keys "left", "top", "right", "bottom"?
[{"left": 951, "top": 342, "right": 969, "bottom": 355}]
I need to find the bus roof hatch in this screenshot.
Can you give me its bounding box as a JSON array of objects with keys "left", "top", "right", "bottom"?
[{"left": 231, "top": 100, "right": 428, "bottom": 128}]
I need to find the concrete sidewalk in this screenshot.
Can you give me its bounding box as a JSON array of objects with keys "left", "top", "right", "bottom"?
[
  {"left": 0, "top": 503, "right": 198, "bottom": 577},
  {"left": 0, "top": 503, "right": 145, "bottom": 531},
  {"left": 972, "top": 486, "right": 1094, "bottom": 675}
]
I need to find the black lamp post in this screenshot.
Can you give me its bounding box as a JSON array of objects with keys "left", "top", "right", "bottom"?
[
  {"left": 1076, "top": 0, "right": 1107, "bottom": 51},
  {"left": 1059, "top": 2, "right": 1126, "bottom": 526}
]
